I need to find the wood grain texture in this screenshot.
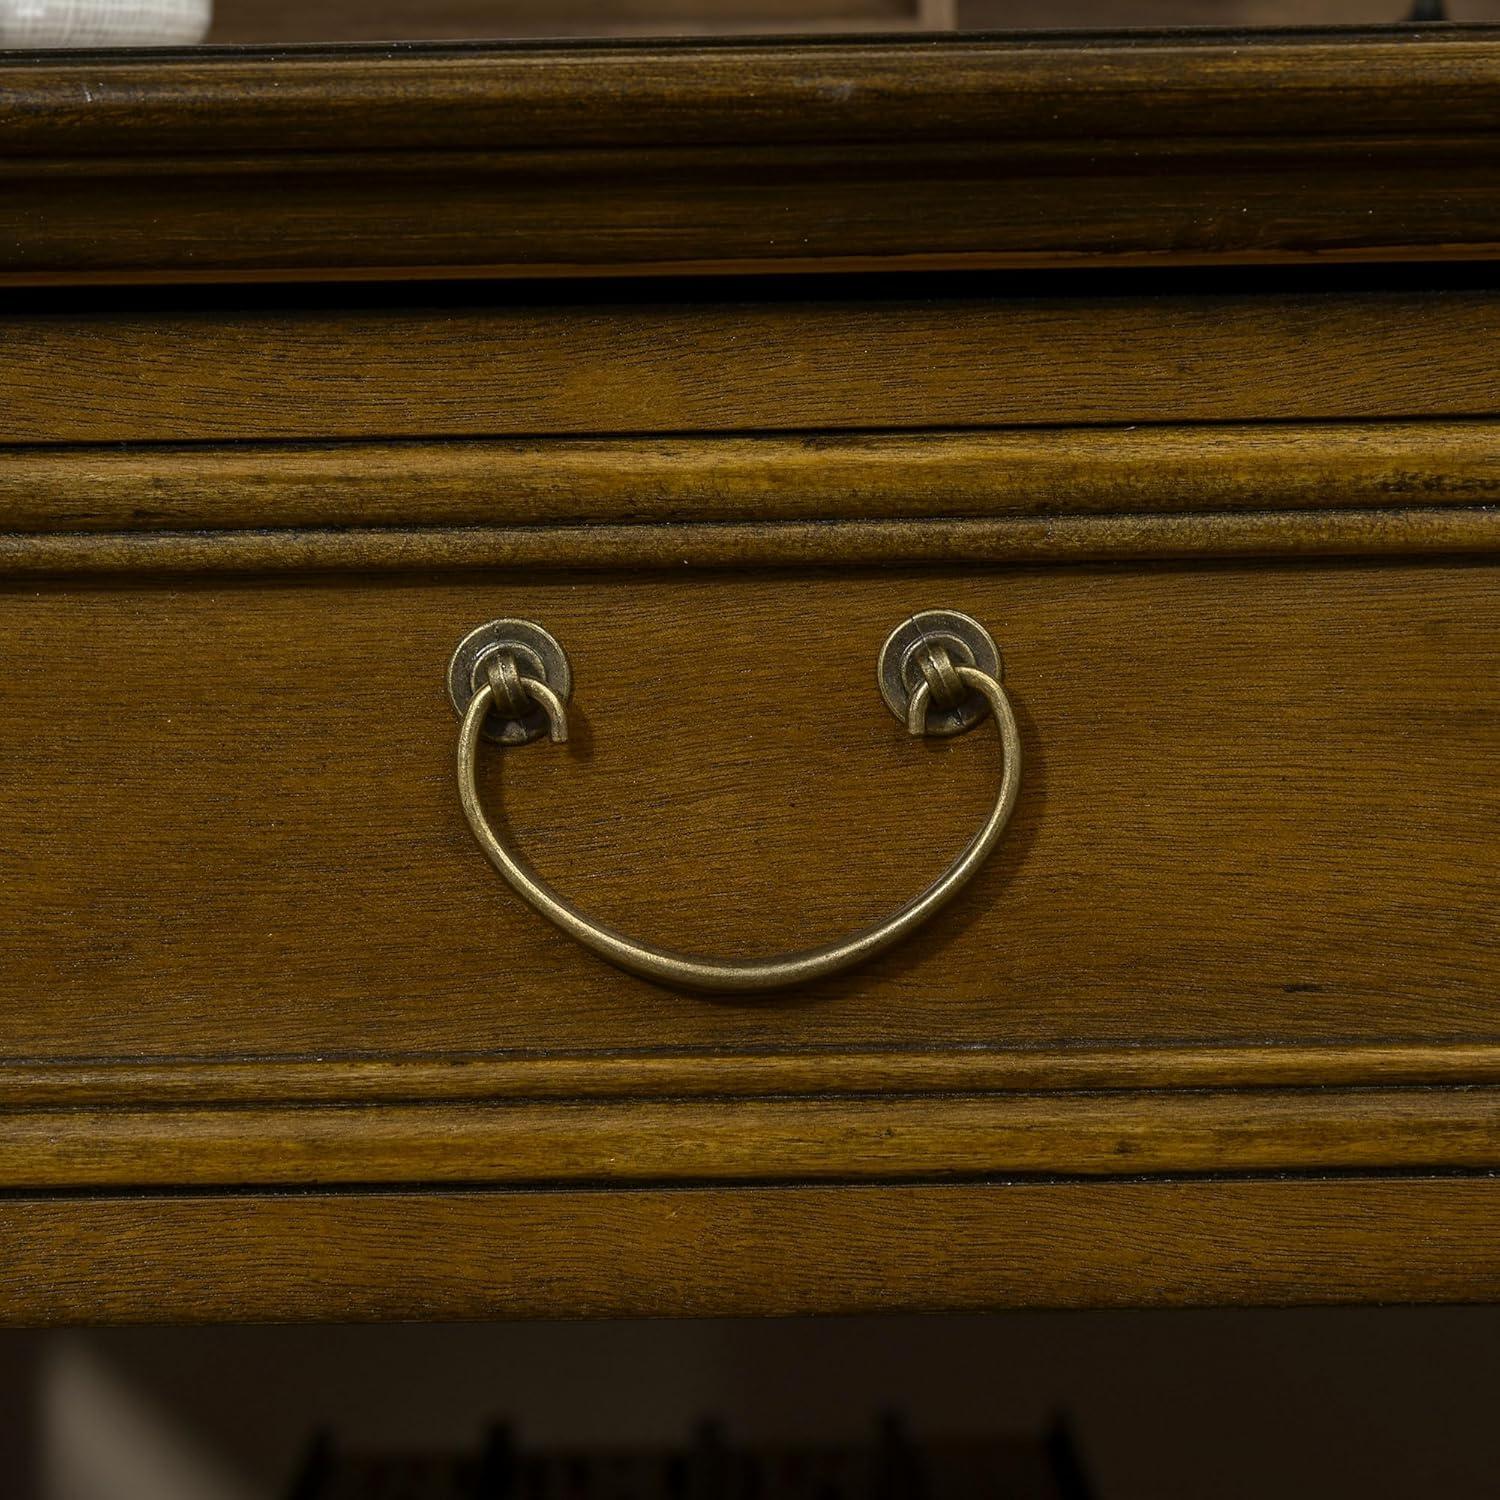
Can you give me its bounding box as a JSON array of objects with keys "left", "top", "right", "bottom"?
[
  {"left": 14, "top": 140, "right": 1500, "bottom": 285},
  {"left": 1, "top": 563, "right": 1493, "bottom": 1061},
  {"left": 18, "top": 33, "right": 1500, "bottom": 156},
  {"left": 8, "top": 424, "right": 1500, "bottom": 533},
  {"left": 2, "top": 510, "right": 1494, "bottom": 575},
  {"left": 5, "top": 1090, "right": 1500, "bottom": 1190},
  {"left": 10, "top": 288, "right": 1500, "bottom": 442},
  {"left": 8, "top": 32, "right": 1500, "bottom": 279},
  {"left": 9, "top": 33, "right": 1500, "bottom": 280},
  {"left": 8, "top": 1179, "right": 1500, "bottom": 1324},
  {"left": 11, "top": 1044, "right": 1500, "bottom": 1107},
  {"left": 8, "top": 28, "right": 1500, "bottom": 1323}
]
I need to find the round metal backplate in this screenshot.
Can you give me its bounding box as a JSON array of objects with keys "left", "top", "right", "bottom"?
[
  {"left": 448, "top": 618, "right": 572, "bottom": 745},
  {"left": 877, "top": 609, "right": 1002, "bottom": 737}
]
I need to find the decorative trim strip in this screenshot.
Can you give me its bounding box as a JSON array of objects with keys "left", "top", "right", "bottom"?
[
  {"left": 3, "top": 1088, "right": 1500, "bottom": 1190},
  {"left": 11, "top": 34, "right": 1500, "bottom": 156},
  {"left": 0, "top": 509, "right": 1493, "bottom": 575},
  {"left": 6, "top": 424, "right": 1500, "bottom": 533},
  {"left": 7, "top": 34, "right": 1500, "bottom": 279},
  {"left": 7, "top": 1043, "right": 1500, "bottom": 1107}
]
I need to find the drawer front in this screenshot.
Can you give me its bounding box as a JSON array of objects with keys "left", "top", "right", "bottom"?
[
  {"left": 3, "top": 562, "right": 1494, "bottom": 1062},
  {"left": 11, "top": 35, "right": 1500, "bottom": 1326},
  {"left": 10, "top": 284, "right": 1500, "bottom": 445}
]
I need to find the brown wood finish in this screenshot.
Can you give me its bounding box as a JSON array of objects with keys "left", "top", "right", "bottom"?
[
  {"left": 9, "top": 1179, "right": 1500, "bottom": 1324},
  {"left": 21, "top": 32, "right": 1500, "bottom": 156},
  {"left": 9, "top": 32, "right": 1500, "bottom": 283},
  {"left": 9, "top": 1043, "right": 1500, "bottom": 1108},
  {"left": 9, "top": 287, "right": 1500, "bottom": 443},
  {"left": 2, "top": 510, "right": 1495, "bottom": 573},
  {"left": 3, "top": 33, "right": 1499, "bottom": 1321},
  {"left": 17, "top": 140, "right": 1500, "bottom": 285},
  {"left": 1, "top": 564, "right": 1493, "bottom": 1060},
  {"left": 7, "top": 423, "right": 1500, "bottom": 533},
  {"left": 6, "top": 1090, "right": 1500, "bottom": 1191}
]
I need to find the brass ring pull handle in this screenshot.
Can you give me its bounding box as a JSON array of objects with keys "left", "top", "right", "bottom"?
[{"left": 449, "top": 611, "right": 1021, "bottom": 994}]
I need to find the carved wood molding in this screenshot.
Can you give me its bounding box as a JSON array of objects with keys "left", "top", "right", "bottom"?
[
  {"left": 7, "top": 1042, "right": 1500, "bottom": 1106},
  {"left": 2, "top": 1085, "right": 1500, "bottom": 1189},
  {"left": 7, "top": 32, "right": 1500, "bottom": 281}
]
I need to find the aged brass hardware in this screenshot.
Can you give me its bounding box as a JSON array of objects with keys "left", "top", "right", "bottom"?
[
  {"left": 447, "top": 617, "right": 573, "bottom": 745},
  {"left": 876, "top": 608, "right": 1003, "bottom": 738},
  {"left": 450, "top": 613, "right": 1020, "bottom": 994}
]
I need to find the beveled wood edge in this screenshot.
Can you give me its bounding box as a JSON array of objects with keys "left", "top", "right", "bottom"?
[
  {"left": 7, "top": 1043, "right": 1500, "bottom": 1107},
  {"left": 8, "top": 31, "right": 1500, "bottom": 155},
  {"left": 0, "top": 509, "right": 1495, "bottom": 576},
  {"left": 7, "top": 424, "right": 1500, "bottom": 534},
  {"left": 4, "top": 1089, "right": 1500, "bottom": 1190},
  {"left": 7, "top": 1178, "right": 1500, "bottom": 1324},
  {"left": 11, "top": 247, "right": 1500, "bottom": 290},
  {"left": 9, "top": 33, "right": 1500, "bottom": 280},
  {"left": 13, "top": 153, "right": 1500, "bottom": 284}
]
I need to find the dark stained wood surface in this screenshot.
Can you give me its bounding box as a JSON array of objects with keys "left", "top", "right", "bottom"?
[
  {"left": 19, "top": 31, "right": 1500, "bottom": 156},
  {"left": 3, "top": 421, "right": 1496, "bottom": 569},
  {"left": 4, "top": 29, "right": 1499, "bottom": 1323},
  {"left": 9, "top": 1042, "right": 1500, "bottom": 1107},
  {"left": 6, "top": 423, "right": 1500, "bottom": 532},
  {"left": 2, "top": 509, "right": 1496, "bottom": 573},
  {"left": 1, "top": 563, "right": 1493, "bottom": 1062},
  {"left": 7, "top": 1089, "right": 1500, "bottom": 1190},
  {"left": 9, "top": 1179, "right": 1500, "bottom": 1324},
  {"left": 11, "top": 286, "right": 1500, "bottom": 442},
  {"left": 9, "top": 32, "right": 1500, "bottom": 280}
]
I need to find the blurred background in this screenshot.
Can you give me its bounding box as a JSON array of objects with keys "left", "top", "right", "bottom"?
[
  {"left": 3, "top": 1308, "right": 1500, "bottom": 1498},
  {"left": 204, "top": 1, "right": 1500, "bottom": 43},
  {"left": 199, "top": 1, "right": 1500, "bottom": 43},
  {"left": 5, "top": 0, "right": 1500, "bottom": 49}
]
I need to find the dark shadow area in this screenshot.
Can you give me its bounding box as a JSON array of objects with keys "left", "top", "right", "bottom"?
[{"left": 17, "top": 1306, "right": 1500, "bottom": 1500}]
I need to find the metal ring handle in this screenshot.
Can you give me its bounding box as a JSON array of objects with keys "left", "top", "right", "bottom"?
[{"left": 455, "top": 654, "right": 1021, "bottom": 994}]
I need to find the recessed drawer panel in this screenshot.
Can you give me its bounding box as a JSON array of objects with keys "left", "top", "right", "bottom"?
[
  {"left": 1, "top": 561, "right": 1493, "bottom": 1062},
  {"left": 8, "top": 285, "right": 1500, "bottom": 443}
]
